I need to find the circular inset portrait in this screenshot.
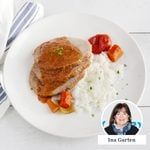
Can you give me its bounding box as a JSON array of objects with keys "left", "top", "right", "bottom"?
[{"left": 101, "top": 100, "right": 143, "bottom": 135}]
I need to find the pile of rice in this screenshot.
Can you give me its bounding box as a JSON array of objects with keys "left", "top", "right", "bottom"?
[{"left": 72, "top": 53, "right": 124, "bottom": 114}]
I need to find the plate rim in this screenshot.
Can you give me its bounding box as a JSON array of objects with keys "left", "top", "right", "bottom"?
[{"left": 3, "top": 12, "right": 146, "bottom": 138}]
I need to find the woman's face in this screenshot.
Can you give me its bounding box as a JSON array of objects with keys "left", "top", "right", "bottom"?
[{"left": 114, "top": 108, "right": 129, "bottom": 126}]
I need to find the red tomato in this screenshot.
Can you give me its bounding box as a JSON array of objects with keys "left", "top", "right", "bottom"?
[
  {"left": 88, "top": 34, "right": 99, "bottom": 45},
  {"left": 98, "top": 34, "right": 112, "bottom": 51},
  {"left": 92, "top": 44, "right": 102, "bottom": 54},
  {"left": 88, "top": 34, "right": 112, "bottom": 54}
]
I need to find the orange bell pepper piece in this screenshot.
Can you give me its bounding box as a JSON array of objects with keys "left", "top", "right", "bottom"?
[{"left": 107, "top": 44, "right": 123, "bottom": 62}]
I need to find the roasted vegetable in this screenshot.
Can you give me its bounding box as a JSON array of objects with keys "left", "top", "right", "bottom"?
[
  {"left": 59, "top": 91, "right": 72, "bottom": 108},
  {"left": 60, "top": 105, "right": 74, "bottom": 114},
  {"left": 88, "top": 34, "right": 112, "bottom": 54},
  {"left": 107, "top": 44, "right": 123, "bottom": 62},
  {"left": 46, "top": 99, "right": 59, "bottom": 113}
]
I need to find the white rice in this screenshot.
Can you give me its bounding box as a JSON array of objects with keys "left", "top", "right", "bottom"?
[{"left": 72, "top": 52, "right": 124, "bottom": 114}]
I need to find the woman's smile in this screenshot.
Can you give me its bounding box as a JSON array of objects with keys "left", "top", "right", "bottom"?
[{"left": 115, "top": 108, "right": 129, "bottom": 126}]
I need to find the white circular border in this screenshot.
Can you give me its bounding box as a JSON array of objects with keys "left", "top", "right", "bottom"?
[{"left": 101, "top": 99, "right": 143, "bottom": 135}]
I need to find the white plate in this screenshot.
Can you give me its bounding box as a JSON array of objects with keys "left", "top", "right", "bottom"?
[{"left": 3, "top": 13, "right": 145, "bottom": 138}]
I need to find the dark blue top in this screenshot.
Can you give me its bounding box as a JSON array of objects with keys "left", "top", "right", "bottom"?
[{"left": 104, "top": 124, "right": 139, "bottom": 135}]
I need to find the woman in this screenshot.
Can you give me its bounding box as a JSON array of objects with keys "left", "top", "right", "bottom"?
[{"left": 104, "top": 103, "right": 139, "bottom": 135}]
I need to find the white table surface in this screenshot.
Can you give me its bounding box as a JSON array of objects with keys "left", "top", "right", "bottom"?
[{"left": 0, "top": 0, "right": 150, "bottom": 149}]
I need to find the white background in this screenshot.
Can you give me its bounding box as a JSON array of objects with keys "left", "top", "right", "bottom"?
[{"left": 0, "top": 0, "right": 150, "bottom": 150}]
